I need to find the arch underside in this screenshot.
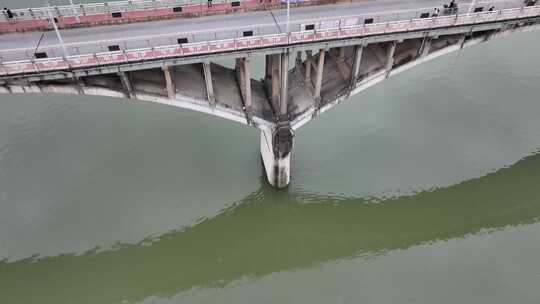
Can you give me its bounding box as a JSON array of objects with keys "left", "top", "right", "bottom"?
[
  {"left": 1, "top": 23, "right": 539, "bottom": 132},
  {"left": 289, "top": 23, "right": 540, "bottom": 130}
]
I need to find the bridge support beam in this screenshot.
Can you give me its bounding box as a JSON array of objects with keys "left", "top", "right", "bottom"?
[
  {"left": 296, "top": 51, "right": 302, "bottom": 65},
  {"left": 202, "top": 62, "right": 215, "bottom": 105},
  {"left": 338, "top": 47, "right": 345, "bottom": 62},
  {"left": 419, "top": 37, "right": 432, "bottom": 57},
  {"left": 260, "top": 123, "right": 294, "bottom": 188},
  {"left": 314, "top": 49, "right": 325, "bottom": 107},
  {"left": 350, "top": 44, "right": 364, "bottom": 89},
  {"left": 305, "top": 50, "right": 312, "bottom": 84},
  {"left": 280, "top": 52, "right": 289, "bottom": 116},
  {"left": 385, "top": 41, "right": 397, "bottom": 77},
  {"left": 264, "top": 55, "right": 272, "bottom": 93},
  {"left": 118, "top": 71, "right": 133, "bottom": 99},
  {"left": 236, "top": 58, "right": 253, "bottom": 122},
  {"left": 269, "top": 54, "right": 281, "bottom": 112},
  {"left": 162, "top": 66, "right": 175, "bottom": 99}
]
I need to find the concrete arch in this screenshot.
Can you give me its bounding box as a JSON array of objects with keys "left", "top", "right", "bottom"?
[
  {"left": 0, "top": 66, "right": 277, "bottom": 131},
  {"left": 291, "top": 24, "right": 540, "bottom": 130}
]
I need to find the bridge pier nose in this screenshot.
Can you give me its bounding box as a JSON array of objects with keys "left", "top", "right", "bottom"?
[{"left": 260, "top": 121, "right": 294, "bottom": 188}]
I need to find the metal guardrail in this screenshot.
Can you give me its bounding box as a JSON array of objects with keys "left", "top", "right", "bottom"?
[{"left": 1, "top": 6, "right": 539, "bottom": 76}]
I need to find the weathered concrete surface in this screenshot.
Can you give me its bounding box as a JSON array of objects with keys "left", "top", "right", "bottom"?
[
  {"left": 0, "top": 62, "right": 276, "bottom": 129},
  {"left": 260, "top": 127, "right": 293, "bottom": 188},
  {"left": 2, "top": 26, "right": 537, "bottom": 131}
]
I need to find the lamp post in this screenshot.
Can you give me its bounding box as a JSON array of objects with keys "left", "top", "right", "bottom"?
[
  {"left": 286, "top": 0, "right": 290, "bottom": 33},
  {"left": 46, "top": 1, "right": 69, "bottom": 58},
  {"left": 468, "top": 0, "right": 478, "bottom": 14},
  {"left": 68, "top": 0, "right": 80, "bottom": 23}
]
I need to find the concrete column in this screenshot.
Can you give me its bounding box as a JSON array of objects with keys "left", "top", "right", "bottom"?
[
  {"left": 280, "top": 52, "right": 289, "bottom": 116},
  {"left": 338, "top": 47, "right": 345, "bottom": 61},
  {"left": 75, "top": 77, "right": 86, "bottom": 95},
  {"left": 243, "top": 58, "right": 252, "bottom": 119},
  {"left": 314, "top": 49, "right": 325, "bottom": 105},
  {"left": 296, "top": 51, "right": 302, "bottom": 65},
  {"left": 265, "top": 54, "right": 272, "bottom": 96},
  {"left": 305, "top": 50, "right": 312, "bottom": 83},
  {"left": 420, "top": 37, "right": 432, "bottom": 57},
  {"left": 162, "top": 66, "right": 175, "bottom": 99},
  {"left": 265, "top": 55, "right": 273, "bottom": 81},
  {"left": 271, "top": 54, "right": 281, "bottom": 111},
  {"left": 235, "top": 58, "right": 245, "bottom": 95},
  {"left": 117, "top": 71, "right": 133, "bottom": 99},
  {"left": 458, "top": 34, "right": 467, "bottom": 49},
  {"left": 260, "top": 124, "right": 294, "bottom": 188},
  {"left": 202, "top": 62, "right": 215, "bottom": 105},
  {"left": 350, "top": 44, "right": 364, "bottom": 89},
  {"left": 236, "top": 58, "right": 252, "bottom": 122},
  {"left": 385, "top": 41, "right": 397, "bottom": 77}
]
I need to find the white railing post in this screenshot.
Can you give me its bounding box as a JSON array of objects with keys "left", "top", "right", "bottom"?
[
  {"left": 68, "top": 0, "right": 80, "bottom": 23},
  {"left": 2, "top": 5, "right": 540, "bottom": 74}
]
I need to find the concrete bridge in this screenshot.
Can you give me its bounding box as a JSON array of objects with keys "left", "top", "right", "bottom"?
[{"left": 1, "top": 0, "right": 539, "bottom": 188}]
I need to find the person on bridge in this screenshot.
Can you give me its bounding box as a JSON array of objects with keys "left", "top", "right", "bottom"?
[
  {"left": 208, "top": 0, "right": 213, "bottom": 8},
  {"left": 3, "top": 7, "right": 14, "bottom": 19},
  {"left": 443, "top": 0, "right": 458, "bottom": 14},
  {"left": 432, "top": 7, "right": 440, "bottom": 17}
]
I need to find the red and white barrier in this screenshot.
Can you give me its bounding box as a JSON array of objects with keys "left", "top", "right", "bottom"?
[{"left": 0, "top": 6, "right": 538, "bottom": 76}]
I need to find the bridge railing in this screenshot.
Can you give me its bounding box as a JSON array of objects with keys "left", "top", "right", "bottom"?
[
  {"left": 0, "top": 3, "right": 504, "bottom": 61},
  {"left": 1, "top": 6, "right": 539, "bottom": 76}
]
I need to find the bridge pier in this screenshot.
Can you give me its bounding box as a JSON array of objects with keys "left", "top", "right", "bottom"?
[
  {"left": 260, "top": 123, "right": 294, "bottom": 189},
  {"left": 260, "top": 50, "right": 294, "bottom": 188}
]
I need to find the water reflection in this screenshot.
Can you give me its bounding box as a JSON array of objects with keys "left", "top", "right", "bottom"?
[{"left": 2, "top": 153, "right": 540, "bottom": 303}]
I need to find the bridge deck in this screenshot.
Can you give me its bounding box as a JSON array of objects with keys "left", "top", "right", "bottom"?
[{"left": 0, "top": 0, "right": 518, "bottom": 63}]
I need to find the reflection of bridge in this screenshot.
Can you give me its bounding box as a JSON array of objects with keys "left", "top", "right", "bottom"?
[
  {"left": 1, "top": 153, "right": 540, "bottom": 303},
  {"left": 1, "top": 0, "right": 539, "bottom": 188}
]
